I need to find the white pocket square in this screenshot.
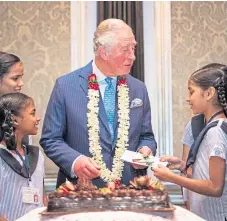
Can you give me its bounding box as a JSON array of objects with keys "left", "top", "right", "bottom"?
[{"left": 130, "top": 98, "right": 143, "bottom": 108}]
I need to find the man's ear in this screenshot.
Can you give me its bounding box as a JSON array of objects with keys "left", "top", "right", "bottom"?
[
  {"left": 205, "top": 87, "right": 216, "bottom": 101},
  {"left": 97, "top": 46, "right": 108, "bottom": 61}
]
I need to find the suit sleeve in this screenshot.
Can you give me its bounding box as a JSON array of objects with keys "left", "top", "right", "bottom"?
[
  {"left": 40, "top": 80, "right": 82, "bottom": 177},
  {"left": 136, "top": 86, "right": 157, "bottom": 155}
]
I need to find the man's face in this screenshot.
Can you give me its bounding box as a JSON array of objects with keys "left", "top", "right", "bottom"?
[{"left": 105, "top": 27, "right": 137, "bottom": 76}]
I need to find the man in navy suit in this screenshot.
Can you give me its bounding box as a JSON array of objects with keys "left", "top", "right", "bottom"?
[{"left": 40, "top": 18, "right": 157, "bottom": 188}]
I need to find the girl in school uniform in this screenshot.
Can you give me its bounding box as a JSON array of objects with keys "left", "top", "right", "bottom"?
[
  {"left": 153, "top": 66, "right": 227, "bottom": 221},
  {"left": 181, "top": 63, "right": 225, "bottom": 210},
  {"left": 0, "top": 93, "right": 47, "bottom": 221}
]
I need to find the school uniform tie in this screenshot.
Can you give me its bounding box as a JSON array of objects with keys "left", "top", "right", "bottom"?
[{"left": 103, "top": 77, "right": 115, "bottom": 141}]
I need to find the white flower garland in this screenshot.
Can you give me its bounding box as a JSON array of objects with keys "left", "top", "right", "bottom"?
[{"left": 87, "top": 79, "right": 130, "bottom": 183}]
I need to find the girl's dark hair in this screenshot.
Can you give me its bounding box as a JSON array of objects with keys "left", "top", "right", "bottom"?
[
  {"left": 0, "top": 51, "right": 21, "bottom": 81},
  {"left": 0, "top": 93, "right": 32, "bottom": 150},
  {"left": 200, "top": 63, "right": 225, "bottom": 70},
  {"left": 189, "top": 66, "right": 227, "bottom": 116},
  {"left": 191, "top": 63, "right": 225, "bottom": 75}
]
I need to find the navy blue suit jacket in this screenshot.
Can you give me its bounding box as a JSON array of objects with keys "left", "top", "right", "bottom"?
[{"left": 40, "top": 61, "right": 157, "bottom": 187}]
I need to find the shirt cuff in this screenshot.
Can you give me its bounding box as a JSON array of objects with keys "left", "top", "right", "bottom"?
[{"left": 70, "top": 155, "right": 84, "bottom": 178}]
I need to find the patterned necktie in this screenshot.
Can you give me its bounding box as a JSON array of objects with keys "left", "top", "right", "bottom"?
[{"left": 103, "top": 77, "right": 115, "bottom": 141}]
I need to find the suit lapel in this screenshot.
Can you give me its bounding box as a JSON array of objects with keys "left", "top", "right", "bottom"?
[
  {"left": 79, "top": 61, "right": 110, "bottom": 133},
  {"left": 79, "top": 62, "right": 92, "bottom": 96}
]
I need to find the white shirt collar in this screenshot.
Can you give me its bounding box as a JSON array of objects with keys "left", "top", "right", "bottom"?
[{"left": 92, "top": 60, "right": 117, "bottom": 83}]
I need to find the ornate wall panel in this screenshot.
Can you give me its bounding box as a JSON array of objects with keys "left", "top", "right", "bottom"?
[
  {"left": 0, "top": 1, "right": 70, "bottom": 173},
  {"left": 171, "top": 1, "right": 227, "bottom": 157}
]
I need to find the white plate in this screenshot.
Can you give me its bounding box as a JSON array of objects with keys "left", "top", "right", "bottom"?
[{"left": 121, "top": 150, "right": 168, "bottom": 167}]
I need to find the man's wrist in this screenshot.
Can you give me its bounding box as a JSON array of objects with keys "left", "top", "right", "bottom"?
[
  {"left": 137, "top": 146, "right": 144, "bottom": 152},
  {"left": 71, "top": 155, "right": 84, "bottom": 178},
  {"left": 137, "top": 146, "right": 150, "bottom": 153}
]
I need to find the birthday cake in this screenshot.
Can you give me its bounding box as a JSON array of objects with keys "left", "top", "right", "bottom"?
[{"left": 46, "top": 176, "right": 171, "bottom": 214}]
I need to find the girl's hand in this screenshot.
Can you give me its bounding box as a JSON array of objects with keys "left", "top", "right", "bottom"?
[
  {"left": 152, "top": 165, "right": 173, "bottom": 182},
  {"left": 160, "top": 156, "right": 185, "bottom": 171}
]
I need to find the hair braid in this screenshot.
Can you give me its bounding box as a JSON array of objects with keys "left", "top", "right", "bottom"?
[
  {"left": 2, "top": 109, "right": 16, "bottom": 150},
  {"left": 216, "top": 76, "right": 227, "bottom": 116}
]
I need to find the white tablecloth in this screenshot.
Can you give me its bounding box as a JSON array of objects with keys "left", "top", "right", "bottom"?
[{"left": 16, "top": 206, "right": 206, "bottom": 221}]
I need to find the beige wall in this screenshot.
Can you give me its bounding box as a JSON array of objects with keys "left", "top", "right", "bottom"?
[
  {"left": 171, "top": 1, "right": 227, "bottom": 157},
  {"left": 0, "top": 1, "right": 70, "bottom": 174}
]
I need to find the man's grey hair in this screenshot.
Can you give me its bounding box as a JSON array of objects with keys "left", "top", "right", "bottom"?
[{"left": 93, "top": 18, "right": 131, "bottom": 55}]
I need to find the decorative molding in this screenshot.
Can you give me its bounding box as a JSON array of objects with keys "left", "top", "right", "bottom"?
[
  {"left": 143, "top": 1, "right": 173, "bottom": 156},
  {"left": 70, "top": 1, "right": 97, "bottom": 71},
  {"left": 155, "top": 1, "right": 173, "bottom": 156},
  {"left": 143, "top": 1, "right": 158, "bottom": 151}
]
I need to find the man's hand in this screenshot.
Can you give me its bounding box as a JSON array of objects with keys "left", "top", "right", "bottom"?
[
  {"left": 160, "top": 156, "right": 185, "bottom": 171},
  {"left": 131, "top": 146, "right": 153, "bottom": 169},
  {"left": 74, "top": 156, "right": 101, "bottom": 179}
]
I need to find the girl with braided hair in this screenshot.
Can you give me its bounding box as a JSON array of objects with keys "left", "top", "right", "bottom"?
[
  {"left": 153, "top": 66, "right": 227, "bottom": 221},
  {"left": 0, "top": 93, "right": 47, "bottom": 221},
  {"left": 181, "top": 63, "right": 225, "bottom": 210}
]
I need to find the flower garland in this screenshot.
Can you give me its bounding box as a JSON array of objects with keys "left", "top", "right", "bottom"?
[{"left": 87, "top": 73, "right": 130, "bottom": 183}]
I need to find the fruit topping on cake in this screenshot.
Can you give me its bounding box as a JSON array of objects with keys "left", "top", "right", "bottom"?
[{"left": 129, "top": 175, "right": 164, "bottom": 191}]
